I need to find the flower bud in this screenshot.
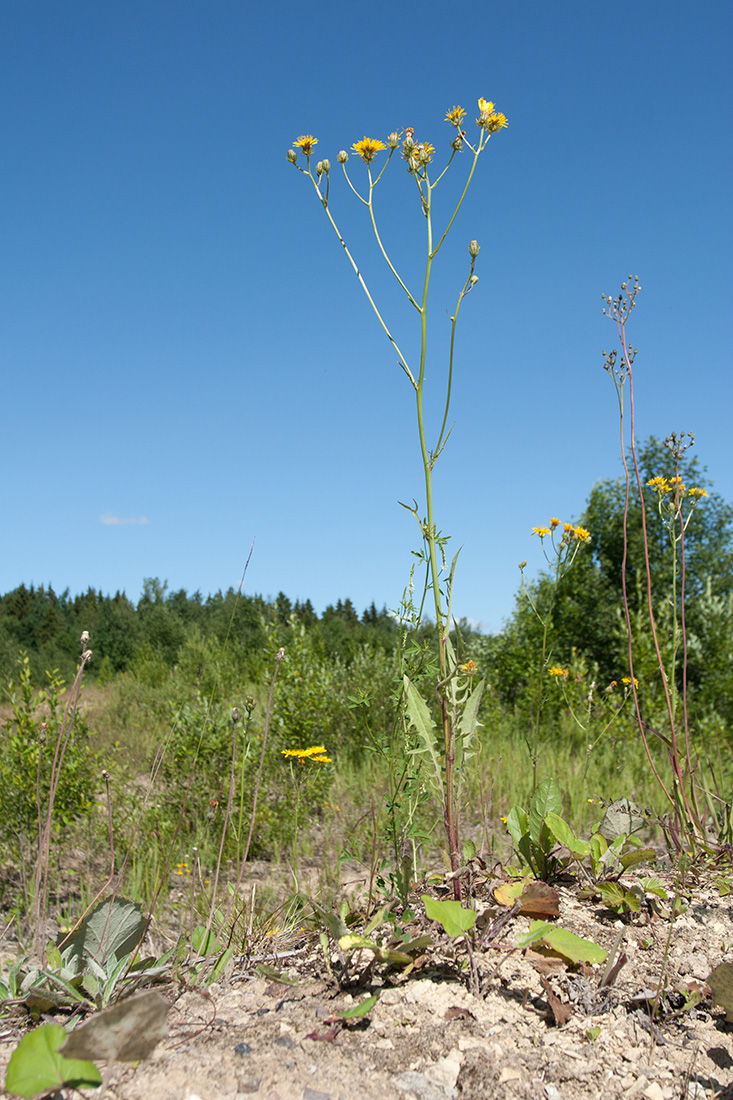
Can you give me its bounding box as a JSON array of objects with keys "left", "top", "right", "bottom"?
[
  {"left": 316, "top": 161, "right": 324, "bottom": 175},
  {"left": 469, "top": 240, "right": 480, "bottom": 258},
  {"left": 287, "top": 149, "right": 297, "bottom": 164},
  {"left": 387, "top": 131, "right": 401, "bottom": 148},
  {"left": 337, "top": 150, "right": 348, "bottom": 163},
  {"left": 320, "top": 158, "right": 330, "bottom": 173}
]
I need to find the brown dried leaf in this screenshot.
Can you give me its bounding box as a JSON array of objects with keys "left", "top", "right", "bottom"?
[
  {"left": 540, "top": 976, "right": 573, "bottom": 1027},
  {"left": 519, "top": 882, "right": 561, "bottom": 919},
  {"left": 444, "top": 1006, "right": 476, "bottom": 1021}
]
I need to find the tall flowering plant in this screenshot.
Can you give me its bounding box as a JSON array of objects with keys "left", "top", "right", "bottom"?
[{"left": 288, "top": 100, "right": 508, "bottom": 896}]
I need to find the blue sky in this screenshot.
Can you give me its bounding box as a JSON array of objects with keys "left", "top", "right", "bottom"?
[{"left": 2, "top": 0, "right": 731, "bottom": 632}]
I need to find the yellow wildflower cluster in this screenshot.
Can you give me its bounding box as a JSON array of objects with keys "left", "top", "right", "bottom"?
[
  {"left": 548, "top": 666, "right": 569, "bottom": 678},
  {"left": 476, "top": 97, "right": 508, "bottom": 132},
  {"left": 532, "top": 523, "right": 591, "bottom": 543},
  {"left": 459, "top": 659, "right": 477, "bottom": 673},
  {"left": 648, "top": 475, "right": 709, "bottom": 500},
  {"left": 621, "top": 676, "right": 640, "bottom": 688},
  {"left": 174, "top": 862, "right": 192, "bottom": 876},
  {"left": 281, "top": 745, "right": 332, "bottom": 763}
]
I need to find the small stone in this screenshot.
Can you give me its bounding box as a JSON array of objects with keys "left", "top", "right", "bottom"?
[
  {"left": 303, "top": 1090, "right": 331, "bottom": 1100},
  {"left": 275, "top": 1035, "right": 296, "bottom": 1050},
  {"left": 642, "top": 1083, "right": 665, "bottom": 1100},
  {"left": 237, "top": 1076, "right": 261, "bottom": 1095},
  {"left": 235, "top": 1042, "right": 253, "bottom": 1055},
  {"left": 381, "top": 989, "right": 401, "bottom": 1005},
  {"left": 545, "top": 1087, "right": 562, "bottom": 1100},
  {"left": 499, "top": 1067, "right": 522, "bottom": 1084},
  {"left": 393, "top": 1071, "right": 451, "bottom": 1100}
]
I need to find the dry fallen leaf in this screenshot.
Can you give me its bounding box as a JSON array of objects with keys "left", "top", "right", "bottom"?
[
  {"left": 61, "top": 990, "right": 169, "bottom": 1063},
  {"left": 519, "top": 882, "right": 561, "bottom": 919},
  {"left": 540, "top": 976, "right": 573, "bottom": 1026},
  {"left": 444, "top": 1006, "right": 476, "bottom": 1021}
]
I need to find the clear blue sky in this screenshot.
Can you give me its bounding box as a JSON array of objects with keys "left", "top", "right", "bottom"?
[{"left": 2, "top": 1, "right": 731, "bottom": 631}]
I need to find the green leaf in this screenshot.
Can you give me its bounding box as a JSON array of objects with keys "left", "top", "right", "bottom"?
[
  {"left": 599, "top": 881, "right": 626, "bottom": 911},
  {"left": 506, "top": 806, "right": 529, "bottom": 850},
  {"left": 456, "top": 679, "right": 484, "bottom": 746},
  {"left": 207, "top": 946, "right": 234, "bottom": 985},
  {"left": 619, "top": 848, "right": 656, "bottom": 870},
  {"left": 545, "top": 812, "right": 589, "bottom": 858},
  {"left": 192, "top": 926, "right": 220, "bottom": 954},
  {"left": 60, "top": 898, "right": 145, "bottom": 975},
  {"left": 5, "top": 1024, "right": 101, "bottom": 1098},
  {"left": 311, "top": 901, "right": 350, "bottom": 941},
  {"left": 403, "top": 676, "right": 443, "bottom": 795},
  {"left": 514, "top": 921, "right": 554, "bottom": 949},
  {"left": 336, "top": 994, "right": 378, "bottom": 1019},
  {"left": 528, "top": 778, "right": 562, "bottom": 847},
  {"left": 422, "top": 896, "right": 475, "bottom": 938},
  {"left": 541, "top": 926, "right": 607, "bottom": 965}
]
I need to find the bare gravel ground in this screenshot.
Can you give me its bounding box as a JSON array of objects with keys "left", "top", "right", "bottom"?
[{"left": 4, "top": 870, "right": 733, "bottom": 1100}]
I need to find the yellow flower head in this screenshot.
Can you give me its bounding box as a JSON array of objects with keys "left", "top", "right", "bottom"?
[
  {"left": 415, "top": 142, "right": 435, "bottom": 165},
  {"left": 621, "top": 676, "right": 639, "bottom": 688},
  {"left": 647, "top": 476, "right": 669, "bottom": 493},
  {"left": 477, "top": 98, "right": 508, "bottom": 132},
  {"left": 532, "top": 526, "right": 550, "bottom": 538},
  {"left": 352, "top": 137, "right": 388, "bottom": 162},
  {"left": 550, "top": 517, "right": 561, "bottom": 529},
  {"left": 477, "top": 98, "right": 495, "bottom": 115},
  {"left": 282, "top": 744, "right": 327, "bottom": 759},
  {"left": 563, "top": 522, "right": 574, "bottom": 533},
  {"left": 548, "top": 666, "right": 569, "bottom": 678},
  {"left": 689, "top": 486, "right": 708, "bottom": 499},
  {"left": 311, "top": 754, "right": 332, "bottom": 763},
  {"left": 459, "top": 659, "right": 477, "bottom": 673},
  {"left": 293, "top": 135, "right": 318, "bottom": 156},
  {"left": 573, "top": 526, "right": 591, "bottom": 542},
  {"left": 445, "top": 105, "right": 466, "bottom": 127}
]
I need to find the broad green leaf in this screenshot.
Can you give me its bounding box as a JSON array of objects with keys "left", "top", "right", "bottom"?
[
  {"left": 707, "top": 963, "right": 733, "bottom": 1022},
  {"left": 528, "top": 778, "right": 563, "bottom": 846},
  {"left": 192, "top": 926, "right": 220, "bottom": 954},
  {"left": 421, "top": 896, "right": 476, "bottom": 938},
  {"left": 545, "top": 812, "right": 589, "bottom": 858},
  {"left": 639, "top": 876, "right": 668, "bottom": 899},
  {"left": 619, "top": 848, "right": 656, "bottom": 870},
  {"left": 514, "top": 921, "right": 554, "bottom": 949},
  {"left": 599, "top": 881, "right": 626, "bottom": 910},
  {"left": 338, "top": 935, "right": 412, "bottom": 966},
  {"left": 540, "top": 926, "right": 607, "bottom": 965},
  {"left": 403, "top": 677, "right": 443, "bottom": 795},
  {"left": 60, "top": 898, "right": 145, "bottom": 974},
  {"left": 506, "top": 806, "right": 529, "bottom": 850},
  {"left": 336, "top": 994, "right": 378, "bottom": 1019},
  {"left": 462, "top": 839, "right": 477, "bottom": 862},
  {"left": 5, "top": 1024, "right": 101, "bottom": 1098}
]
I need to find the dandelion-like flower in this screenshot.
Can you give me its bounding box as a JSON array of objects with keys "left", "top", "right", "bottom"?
[
  {"left": 621, "top": 676, "right": 639, "bottom": 687},
  {"left": 647, "top": 476, "right": 670, "bottom": 494},
  {"left": 548, "top": 666, "right": 569, "bottom": 678},
  {"left": 293, "top": 135, "right": 318, "bottom": 156},
  {"left": 573, "top": 526, "right": 591, "bottom": 542},
  {"left": 550, "top": 517, "right": 560, "bottom": 529},
  {"left": 689, "top": 486, "right": 708, "bottom": 498},
  {"left": 459, "top": 659, "right": 477, "bottom": 673},
  {"left": 415, "top": 142, "right": 435, "bottom": 166},
  {"left": 445, "top": 105, "right": 466, "bottom": 126},
  {"left": 282, "top": 744, "right": 328, "bottom": 759},
  {"left": 563, "top": 522, "right": 575, "bottom": 533},
  {"left": 532, "top": 526, "right": 550, "bottom": 538},
  {"left": 352, "top": 137, "right": 388, "bottom": 162}
]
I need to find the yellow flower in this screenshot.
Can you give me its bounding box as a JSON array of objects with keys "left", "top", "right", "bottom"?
[
  {"left": 477, "top": 98, "right": 495, "bottom": 115},
  {"left": 485, "top": 112, "right": 508, "bottom": 133},
  {"left": 573, "top": 526, "right": 591, "bottom": 542},
  {"left": 445, "top": 105, "right": 466, "bottom": 126},
  {"left": 459, "top": 660, "right": 477, "bottom": 673},
  {"left": 282, "top": 745, "right": 329, "bottom": 761},
  {"left": 293, "top": 135, "right": 318, "bottom": 156},
  {"left": 550, "top": 518, "right": 561, "bottom": 529},
  {"left": 352, "top": 137, "right": 388, "bottom": 162},
  {"left": 647, "top": 476, "right": 669, "bottom": 493},
  {"left": 311, "top": 755, "right": 332, "bottom": 763},
  {"left": 415, "top": 142, "right": 435, "bottom": 165},
  {"left": 548, "top": 666, "right": 569, "bottom": 678},
  {"left": 564, "top": 522, "right": 575, "bottom": 533},
  {"left": 621, "top": 676, "right": 639, "bottom": 687},
  {"left": 689, "top": 486, "right": 708, "bottom": 498},
  {"left": 532, "top": 526, "right": 550, "bottom": 538}
]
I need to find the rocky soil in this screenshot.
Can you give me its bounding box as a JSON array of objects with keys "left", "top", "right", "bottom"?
[{"left": 4, "top": 872, "right": 733, "bottom": 1100}]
